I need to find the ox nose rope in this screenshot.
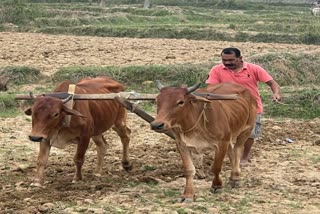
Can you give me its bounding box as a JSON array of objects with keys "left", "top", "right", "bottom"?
[{"left": 179, "top": 103, "right": 208, "bottom": 133}]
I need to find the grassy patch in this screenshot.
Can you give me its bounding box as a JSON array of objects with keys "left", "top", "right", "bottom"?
[
  {"left": 51, "top": 64, "right": 210, "bottom": 91},
  {"left": 0, "top": 93, "right": 20, "bottom": 118},
  {"left": 163, "top": 189, "right": 180, "bottom": 198},
  {"left": 251, "top": 53, "right": 320, "bottom": 86},
  {"left": 0, "top": 66, "right": 42, "bottom": 85},
  {"left": 261, "top": 85, "right": 320, "bottom": 119},
  {"left": 142, "top": 164, "right": 157, "bottom": 171},
  {"left": 1, "top": 1, "right": 319, "bottom": 45}
]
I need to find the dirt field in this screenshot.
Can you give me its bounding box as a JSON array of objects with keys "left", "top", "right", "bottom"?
[
  {"left": 0, "top": 32, "right": 319, "bottom": 213},
  {"left": 1, "top": 32, "right": 320, "bottom": 76}
]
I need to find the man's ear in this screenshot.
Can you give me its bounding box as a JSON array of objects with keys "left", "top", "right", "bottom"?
[
  {"left": 62, "top": 105, "right": 85, "bottom": 117},
  {"left": 24, "top": 108, "right": 32, "bottom": 115}
]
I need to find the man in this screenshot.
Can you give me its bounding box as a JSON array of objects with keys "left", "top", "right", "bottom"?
[{"left": 206, "top": 47, "right": 281, "bottom": 167}]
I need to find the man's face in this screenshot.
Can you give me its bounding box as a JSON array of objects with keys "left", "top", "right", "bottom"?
[{"left": 221, "top": 53, "right": 242, "bottom": 70}]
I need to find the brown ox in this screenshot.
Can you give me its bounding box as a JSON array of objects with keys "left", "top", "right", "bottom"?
[
  {"left": 150, "top": 82, "right": 256, "bottom": 201},
  {"left": 25, "top": 77, "right": 131, "bottom": 186}
]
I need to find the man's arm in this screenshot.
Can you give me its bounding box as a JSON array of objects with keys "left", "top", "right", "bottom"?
[{"left": 265, "top": 80, "right": 281, "bottom": 101}]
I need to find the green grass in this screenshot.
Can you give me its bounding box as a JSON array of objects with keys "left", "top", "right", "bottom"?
[
  {"left": 261, "top": 85, "right": 320, "bottom": 119},
  {"left": 2, "top": 58, "right": 319, "bottom": 119},
  {"left": 142, "top": 164, "right": 157, "bottom": 171},
  {"left": 0, "top": 66, "right": 42, "bottom": 85},
  {"left": 1, "top": 1, "right": 319, "bottom": 45},
  {"left": 51, "top": 64, "right": 210, "bottom": 90}
]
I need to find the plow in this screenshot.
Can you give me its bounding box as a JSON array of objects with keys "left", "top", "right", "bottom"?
[{"left": 15, "top": 88, "right": 239, "bottom": 140}]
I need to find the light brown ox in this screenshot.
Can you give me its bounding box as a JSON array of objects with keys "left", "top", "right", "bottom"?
[
  {"left": 150, "top": 82, "right": 256, "bottom": 201},
  {"left": 25, "top": 77, "right": 131, "bottom": 186}
]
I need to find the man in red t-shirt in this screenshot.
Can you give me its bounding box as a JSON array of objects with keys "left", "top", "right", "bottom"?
[{"left": 206, "top": 47, "right": 281, "bottom": 167}]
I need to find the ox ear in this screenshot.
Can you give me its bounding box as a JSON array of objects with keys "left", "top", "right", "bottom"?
[
  {"left": 62, "top": 106, "right": 85, "bottom": 117},
  {"left": 192, "top": 95, "right": 211, "bottom": 103},
  {"left": 24, "top": 108, "right": 32, "bottom": 116}
]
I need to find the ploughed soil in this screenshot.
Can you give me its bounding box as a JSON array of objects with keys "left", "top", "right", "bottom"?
[
  {"left": 0, "top": 32, "right": 319, "bottom": 213},
  {"left": 0, "top": 32, "right": 319, "bottom": 76}
]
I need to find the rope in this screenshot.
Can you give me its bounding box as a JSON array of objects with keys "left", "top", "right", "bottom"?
[
  {"left": 274, "top": 99, "right": 288, "bottom": 105},
  {"left": 179, "top": 103, "right": 208, "bottom": 133}
]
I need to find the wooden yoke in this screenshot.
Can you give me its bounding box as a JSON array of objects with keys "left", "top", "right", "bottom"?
[{"left": 63, "top": 84, "right": 76, "bottom": 127}]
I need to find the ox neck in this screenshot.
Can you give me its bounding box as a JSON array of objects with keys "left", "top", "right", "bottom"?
[{"left": 178, "top": 102, "right": 208, "bottom": 133}]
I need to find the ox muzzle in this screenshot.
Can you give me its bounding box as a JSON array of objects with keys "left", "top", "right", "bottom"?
[
  {"left": 150, "top": 121, "right": 165, "bottom": 132},
  {"left": 28, "top": 135, "right": 44, "bottom": 142}
]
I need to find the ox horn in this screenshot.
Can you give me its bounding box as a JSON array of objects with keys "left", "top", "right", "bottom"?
[
  {"left": 29, "top": 91, "right": 36, "bottom": 100},
  {"left": 62, "top": 95, "right": 73, "bottom": 104},
  {"left": 187, "top": 83, "right": 201, "bottom": 94},
  {"left": 155, "top": 80, "right": 165, "bottom": 90}
]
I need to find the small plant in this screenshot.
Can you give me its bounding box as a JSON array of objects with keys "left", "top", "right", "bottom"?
[
  {"left": 0, "top": 0, "right": 44, "bottom": 25},
  {"left": 142, "top": 164, "right": 157, "bottom": 171},
  {"left": 0, "top": 66, "right": 41, "bottom": 85}
]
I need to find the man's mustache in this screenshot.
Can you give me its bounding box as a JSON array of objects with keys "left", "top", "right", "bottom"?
[{"left": 225, "top": 64, "right": 235, "bottom": 67}]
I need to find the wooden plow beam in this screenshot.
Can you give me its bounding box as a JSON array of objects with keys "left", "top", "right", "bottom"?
[
  {"left": 15, "top": 91, "right": 239, "bottom": 101},
  {"left": 15, "top": 91, "right": 239, "bottom": 140}
]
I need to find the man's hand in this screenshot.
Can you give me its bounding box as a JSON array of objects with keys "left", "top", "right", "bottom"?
[
  {"left": 266, "top": 80, "right": 281, "bottom": 102},
  {"left": 272, "top": 93, "right": 281, "bottom": 102}
]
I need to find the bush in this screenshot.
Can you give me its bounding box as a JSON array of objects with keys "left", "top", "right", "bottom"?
[
  {"left": 51, "top": 64, "right": 211, "bottom": 92},
  {"left": 0, "top": 0, "right": 44, "bottom": 25},
  {"left": 250, "top": 53, "right": 320, "bottom": 86},
  {"left": 0, "top": 66, "right": 42, "bottom": 85},
  {"left": 261, "top": 86, "right": 320, "bottom": 119}
]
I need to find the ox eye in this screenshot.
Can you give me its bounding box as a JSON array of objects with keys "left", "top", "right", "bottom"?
[
  {"left": 177, "top": 100, "right": 185, "bottom": 106},
  {"left": 52, "top": 112, "right": 59, "bottom": 118}
]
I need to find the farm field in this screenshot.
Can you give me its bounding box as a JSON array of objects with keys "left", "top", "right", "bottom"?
[
  {"left": 0, "top": 32, "right": 319, "bottom": 77},
  {"left": 0, "top": 31, "right": 319, "bottom": 214},
  {"left": 0, "top": 0, "right": 320, "bottom": 213}
]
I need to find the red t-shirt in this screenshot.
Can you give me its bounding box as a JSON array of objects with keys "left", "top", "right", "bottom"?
[{"left": 206, "top": 62, "right": 273, "bottom": 113}]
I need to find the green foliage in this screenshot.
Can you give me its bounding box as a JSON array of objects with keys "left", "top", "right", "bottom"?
[
  {"left": 142, "top": 165, "right": 157, "bottom": 171},
  {"left": 51, "top": 64, "right": 210, "bottom": 90},
  {"left": 261, "top": 85, "right": 320, "bottom": 119},
  {"left": 0, "top": 93, "right": 20, "bottom": 118},
  {"left": 0, "top": 66, "right": 42, "bottom": 85},
  {"left": 0, "top": 0, "right": 44, "bottom": 25},
  {"left": 250, "top": 53, "right": 320, "bottom": 85},
  {"left": 0, "top": 94, "right": 17, "bottom": 109},
  {"left": 1, "top": 1, "right": 317, "bottom": 45},
  {"left": 301, "top": 31, "right": 320, "bottom": 45}
]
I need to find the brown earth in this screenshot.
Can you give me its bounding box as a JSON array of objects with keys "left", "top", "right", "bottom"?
[
  {"left": 0, "top": 32, "right": 320, "bottom": 76},
  {"left": 0, "top": 32, "right": 319, "bottom": 213}
]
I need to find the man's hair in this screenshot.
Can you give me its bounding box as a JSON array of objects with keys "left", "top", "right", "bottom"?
[{"left": 221, "top": 47, "right": 241, "bottom": 57}]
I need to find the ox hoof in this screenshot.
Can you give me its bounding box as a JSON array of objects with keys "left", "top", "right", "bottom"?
[
  {"left": 230, "top": 180, "right": 241, "bottom": 188},
  {"left": 122, "top": 162, "right": 133, "bottom": 171},
  {"left": 177, "top": 197, "right": 194, "bottom": 203},
  {"left": 210, "top": 186, "right": 222, "bottom": 194}
]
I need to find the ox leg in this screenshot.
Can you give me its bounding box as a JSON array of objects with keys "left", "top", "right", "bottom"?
[
  {"left": 230, "top": 131, "right": 251, "bottom": 188},
  {"left": 176, "top": 142, "right": 196, "bottom": 202},
  {"left": 73, "top": 137, "right": 90, "bottom": 183},
  {"left": 227, "top": 140, "right": 235, "bottom": 165},
  {"left": 92, "top": 135, "right": 107, "bottom": 177},
  {"left": 32, "top": 140, "right": 51, "bottom": 187},
  {"left": 113, "top": 125, "right": 132, "bottom": 171},
  {"left": 210, "top": 141, "right": 229, "bottom": 193}
]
